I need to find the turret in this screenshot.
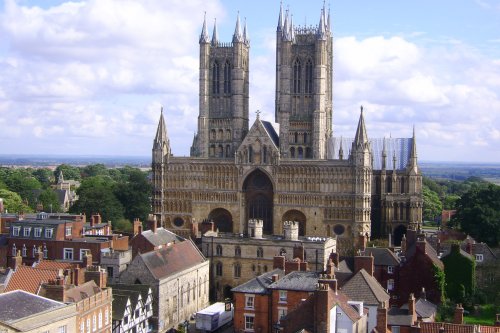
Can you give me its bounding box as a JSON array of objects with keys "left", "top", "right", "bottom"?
[
  {"left": 152, "top": 107, "right": 170, "bottom": 164},
  {"left": 199, "top": 12, "right": 210, "bottom": 44},
  {"left": 211, "top": 19, "right": 218, "bottom": 46},
  {"left": 408, "top": 126, "right": 418, "bottom": 172},
  {"left": 232, "top": 12, "right": 243, "bottom": 43},
  {"left": 243, "top": 18, "right": 249, "bottom": 45},
  {"left": 317, "top": 7, "right": 327, "bottom": 40},
  {"left": 351, "top": 106, "right": 371, "bottom": 166}
]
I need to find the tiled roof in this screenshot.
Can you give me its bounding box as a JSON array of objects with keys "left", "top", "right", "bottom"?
[
  {"left": 140, "top": 240, "right": 206, "bottom": 280},
  {"left": 33, "top": 260, "right": 76, "bottom": 271},
  {"left": 4, "top": 266, "right": 61, "bottom": 294},
  {"left": 0, "top": 290, "right": 65, "bottom": 322},
  {"left": 341, "top": 269, "right": 390, "bottom": 306},
  {"left": 363, "top": 248, "right": 400, "bottom": 266},
  {"left": 406, "top": 241, "right": 444, "bottom": 270},
  {"left": 64, "top": 281, "right": 100, "bottom": 302},
  {"left": 140, "top": 228, "right": 184, "bottom": 247},
  {"left": 268, "top": 271, "right": 319, "bottom": 292},
  {"left": 232, "top": 269, "right": 284, "bottom": 294},
  {"left": 420, "top": 322, "right": 500, "bottom": 333}
]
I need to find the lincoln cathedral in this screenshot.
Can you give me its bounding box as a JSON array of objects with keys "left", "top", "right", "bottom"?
[{"left": 151, "top": 4, "right": 423, "bottom": 249}]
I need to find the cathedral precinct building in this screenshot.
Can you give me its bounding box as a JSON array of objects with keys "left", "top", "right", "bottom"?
[{"left": 151, "top": 4, "right": 423, "bottom": 250}]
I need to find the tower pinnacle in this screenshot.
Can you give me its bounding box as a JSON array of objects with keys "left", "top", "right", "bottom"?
[
  {"left": 233, "top": 12, "right": 243, "bottom": 43},
  {"left": 199, "top": 12, "right": 210, "bottom": 44},
  {"left": 354, "top": 106, "right": 369, "bottom": 148},
  {"left": 211, "top": 18, "right": 219, "bottom": 46}
]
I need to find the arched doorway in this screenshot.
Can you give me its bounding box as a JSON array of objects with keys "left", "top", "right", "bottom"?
[
  {"left": 243, "top": 169, "right": 274, "bottom": 234},
  {"left": 208, "top": 208, "right": 233, "bottom": 232},
  {"left": 393, "top": 224, "right": 407, "bottom": 246},
  {"left": 282, "top": 210, "right": 307, "bottom": 236}
]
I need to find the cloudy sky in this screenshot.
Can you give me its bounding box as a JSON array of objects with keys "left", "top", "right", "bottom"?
[{"left": 1, "top": 0, "right": 500, "bottom": 163}]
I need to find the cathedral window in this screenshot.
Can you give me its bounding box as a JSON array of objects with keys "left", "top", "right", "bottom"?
[
  {"left": 224, "top": 60, "right": 231, "bottom": 94},
  {"left": 305, "top": 59, "right": 313, "bottom": 94},
  {"left": 400, "top": 178, "right": 405, "bottom": 193},
  {"left": 173, "top": 217, "right": 184, "bottom": 227},
  {"left": 303, "top": 133, "right": 308, "bottom": 143},
  {"left": 211, "top": 129, "right": 216, "bottom": 140},
  {"left": 293, "top": 59, "right": 301, "bottom": 94},
  {"left": 226, "top": 145, "right": 231, "bottom": 157},
  {"left": 290, "top": 147, "right": 295, "bottom": 158},
  {"left": 235, "top": 246, "right": 241, "bottom": 257},
  {"left": 298, "top": 147, "right": 304, "bottom": 159},
  {"left": 294, "top": 132, "right": 298, "bottom": 143},
  {"left": 218, "top": 145, "right": 224, "bottom": 158},
  {"left": 210, "top": 145, "right": 215, "bottom": 157},
  {"left": 216, "top": 245, "right": 223, "bottom": 256},
  {"left": 257, "top": 247, "right": 264, "bottom": 258},
  {"left": 215, "top": 262, "right": 223, "bottom": 276},
  {"left": 212, "top": 61, "right": 220, "bottom": 94},
  {"left": 218, "top": 129, "right": 223, "bottom": 140},
  {"left": 226, "top": 129, "right": 231, "bottom": 140},
  {"left": 333, "top": 224, "right": 345, "bottom": 235},
  {"left": 248, "top": 146, "right": 253, "bottom": 163},
  {"left": 306, "top": 147, "right": 312, "bottom": 159},
  {"left": 234, "top": 263, "right": 241, "bottom": 278}
]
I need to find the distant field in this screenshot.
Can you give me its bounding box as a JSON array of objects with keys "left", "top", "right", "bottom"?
[{"left": 420, "top": 161, "right": 500, "bottom": 182}]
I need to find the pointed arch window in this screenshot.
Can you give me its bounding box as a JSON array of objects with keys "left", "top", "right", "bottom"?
[
  {"left": 235, "top": 246, "right": 241, "bottom": 257},
  {"left": 293, "top": 59, "right": 301, "bottom": 94},
  {"left": 216, "top": 245, "right": 223, "bottom": 256},
  {"left": 215, "top": 262, "right": 223, "bottom": 276},
  {"left": 257, "top": 247, "right": 264, "bottom": 258},
  {"left": 305, "top": 59, "right": 313, "bottom": 94},
  {"left": 290, "top": 147, "right": 295, "bottom": 158},
  {"left": 224, "top": 60, "right": 231, "bottom": 94},
  {"left": 212, "top": 61, "right": 220, "bottom": 94},
  {"left": 298, "top": 147, "right": 304, "bottom": 159},
  {"left": 234, "top": 263, "right": 241, "bottom": 278}
]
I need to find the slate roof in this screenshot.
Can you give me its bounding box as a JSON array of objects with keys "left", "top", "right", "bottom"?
[
  {"left": 268, "top": 271, "right": 320, "bottom": 292},
  {"left": 231, "top": 269, "right": 284, "bottom": 294},
  {"left": 0, "top": 290, "right": 66, "bottom": 323},
  {"left": 340, "top": 269, "right": 390, "bottom": 306},
  {"left": 140, "top": 240, "right": 206, "bottom": 280},
  {"left": 406, "top": 241, "right": 444, "bottom": 270},
  {"left": 335, "top": 259, "right": 354, "bottom": 286},
  {"left": 140, "top": 228, "right": 185, "bottom": 247},
  {"left": 328, "top": 137, "right": 413, "bottom": 170},
  {"left": 4, "top": 266, "right": 61, "bottom": 294},
  {"left": 64, "top": 281, "right": 101, "bottom": 302},
  {"left": 363, "top": 248, "right": 400, "bottom": 266},
  {"left": 387, "top": 307, "right": 413, "bottom": 326},
  {"left": 415, "top": 297, "right": 437, "bottom": 319}
]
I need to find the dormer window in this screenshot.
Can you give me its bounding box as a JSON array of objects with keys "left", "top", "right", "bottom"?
[
  {"left": 12, "top": 226, "right": 20, "bottom": 236},
  {"left": 23, "top": 227, "right": 31, "bottom": 237},
  {"left": 45, "top": 228, "right": 54, "bottom": 238}
]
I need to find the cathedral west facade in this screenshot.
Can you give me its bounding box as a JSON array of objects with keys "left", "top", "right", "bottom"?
[{"left": 152, "top": 4, "right": 423, "bottom": 249}]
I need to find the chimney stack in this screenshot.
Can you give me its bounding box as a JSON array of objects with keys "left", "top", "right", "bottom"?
[
  {"left": 453, "top": 304, "right": 464, "bottom": 325},
  {"left": 133, "top": 218, "right": 143, "bottom": 236},
  {"left": 354, "top": 255, "right": 374, "bottom": 276},
  {"left": 13, "top": 250, "right": 23, "bottom": 270},
  {"left": 148, "top": 215, "right": 157, "bottom": 233},
  {"left": 36, "top": 246, "right": 44, "bottom": 263},
  {"left": 376, "top": 304, "right": 388, "bottom": 333},
  {"left": 293, "top": 244, "right": 305, "bottom": 261},
  {"left": 273, "top": 255, "right": 286, "bottom": 271},
  {"left": 408, "top": 293, "right": 417, "bottom": 325}
]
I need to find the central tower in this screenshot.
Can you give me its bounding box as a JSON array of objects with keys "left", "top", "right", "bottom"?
[
  {"left": 191, "top": 14, "right": 250, "bottom": 158},
  {"left": 275, "top": 4, "right": 333, "bottom": 159}
]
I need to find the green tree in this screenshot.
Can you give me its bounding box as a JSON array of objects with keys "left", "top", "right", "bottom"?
[
  {"left": 452, "top": 184, "right": 500, "bottom": 247},
  {"left": 114, "top": 168, "right": 151, "bottom": 222},
  {"left": 32, "top": 168, "right": 54, "bottom": 188},
  {"left": 81, "top": 164, "right": 109, "bottom": 178},
  {"left": 0, "top": 188, "right": 32, "bottom": 213},
  {"left": 69, "top": 176, "right": 124, "bottom": 226},
  {"left": 443, "top": 194, "right": 460, "bottom": 210},
  {"left": 37, "top": 189, "right": 62, "bottom": 213},
  {"left": 423, "top": 185, "right": 443, "bottom": 222},
  {"left": 1, "top": 169, "right": 42, "bottom": 205},
  {"left": 54, "top": 164, "right": 81, "bottom": 182}
]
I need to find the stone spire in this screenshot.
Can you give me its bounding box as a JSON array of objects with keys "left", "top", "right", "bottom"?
[
  {"left": 211, "top": 18, "right": 219, "bottom": 46},
  {"left": 409, "top": 125, "right": 418, "bottom": 170},
  {"left": 283, "top": 9, "right": 292, "bottom": 41},
  {"left": 382, "top": 137, "right": 387, "bottom": 170},
  {"left": 154, "top": 106, "right": 169, "bottom": 149},
  {"left": 327, "top": 4, "right": 331, "bottom": 32},
  {"left": 317, "top": 7, "right": 327, "bottom": 40},
  {"left": 243, "top": 17, "right": 249, "bottom": 45},
  {"left": 57, "top": 169, "right": 64, "bottom": 184},
  {"left": 277, "top": 1, "right": 284, "bottom": 32},
  {"left": 233, "top": 12, "right": 243, "bottom": 43},
  {"left": 353, "top": 106, "right": 369, "bottom": 148},
  {"left": 199, "top": 12, "right": 210, "bottom": 44},
  {"left": 339, "top": 137, "right": 344, "bottom": 160},
  {"left": 289, "top": 14, "right": 295, "bottom": 42}
]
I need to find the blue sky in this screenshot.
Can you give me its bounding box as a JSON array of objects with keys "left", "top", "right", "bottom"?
[{"left": 0, "top": 0, "right": 500, "bottom": 162}]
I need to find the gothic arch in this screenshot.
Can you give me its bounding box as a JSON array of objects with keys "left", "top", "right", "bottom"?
[
  {"left": 208, "top": 208, "right": 233, "bottom": 232},
  {"left": 282, "top": 209, "right": 307, "bottom": 236},
  {"left": 393, "top": 224, "right": 407, "bottom": 246},
  {"left": 243, "top": 169, "right": 274, "bottom": 234}
]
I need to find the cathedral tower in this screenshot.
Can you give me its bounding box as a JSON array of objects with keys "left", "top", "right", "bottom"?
[
  {"left": 275, "top": 4, "right": 333, "bottom": 160},
  {"left": 152, "top": 108, "right": 170, "bottom": 224},
  {"left": 191, "top": 13, "right": 250, "bottom": 158}
]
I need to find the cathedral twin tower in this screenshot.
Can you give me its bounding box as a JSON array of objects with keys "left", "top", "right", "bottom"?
[{"left": 152, "top": 4, "right": 423, "bottom": 247}]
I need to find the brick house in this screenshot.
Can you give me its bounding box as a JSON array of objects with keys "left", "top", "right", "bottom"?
[
  {"left": 119, "top": 239, "right": 209, "bottom": 332},
  {"left": 6, "top": 212, "right": 128, "bottom": 268},
  {"left": 362, "top": 247, "right": 401, "bottom": 304}
]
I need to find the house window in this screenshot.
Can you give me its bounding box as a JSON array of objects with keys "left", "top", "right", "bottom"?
[
  {"left": 98, "top": 312, "right": 102, "bottom": 328},
  {"left": 234, "top": 263, "right": 241, "bottom": 278},
  {"left": 58, "top": 326, "right": 67, "bottom": 333},
  {"left": 475, "top": 254, "right": 484, "bottom": 262},
  {"left": 86, "top": 318, "right": 90, "bottom": 333},
  {"left": 12, "top": 226, "right": 20, "bottom": 236},
  {"left": 216, "top": 262, "right": 223, "bottom": 276},
  {"left": 21, "top": 244, "right": 27, "bottom": 257},
  {"left": 11, "top": 244, "right": 16, "bottom": 256},
  {"left": 279, "top": 290, "right": 287, "bottom": 303},
  {"left": 105, "top": 308, "right": 109, "bottom": 325},
  {"left": 216, "top": 245, "right": 223, "bottom": 256},
  {"left": 23, "top": 227, "right": 31, "bottom": 237},
  {"left": 245, "top": 295, "right": 255, "bottom": 309},
  {"left": 45, "top": 228, "right": 54, "bottom": 238},
  {"left": 392, "top": 326, "right": 400, "bottom": 333},
  {"left": 43, "top": 245, "right": 48, "bottom": 258},
  {"left": 278, "top": 307, "right": 287, "bottom": 320},
  {"left": 65, "top": 226, "right": 72, "bottom": 236},
  {"left": 257, "top": 247, "right": 264, "bottom": 258},
  {"left": 244, "top": 315, "right": 255, "bottom": 331},
  {"left": 32, "top": 245, "right": 37, "bottom": 257},
  {"left": 64, "top": 248, "right": 74, "bottom": 260},
  {"left": 80, "top": 321, "right": 84, "bottom": 333},
  {"left": 80, "top": 249, "right": 91, "bottom": 260},
  {"left": 34, "top": 228, "right": 42, "bottom": 237},
  {"left": 93, "top": 314, "right": 96, "bottom": 331},
  {"left": 387, "top": 279, "right": 395, "bottom": 291},
  {"left": 387, "top": 266, "right": 394, "bottom": 274},
  {"left": 235, "top": 246, "right": 241, "bottom": 257}
]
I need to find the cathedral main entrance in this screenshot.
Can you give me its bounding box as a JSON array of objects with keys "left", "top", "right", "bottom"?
[
  {"left": 208, "top": 208, "right": 233, "bottom": 232},
  {"left": 243, "top": 169, "right": 274, "bottom": 234}
]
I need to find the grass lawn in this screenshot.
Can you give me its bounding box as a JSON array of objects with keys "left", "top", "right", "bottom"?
[{"left": 463, "top": 304, "right": 497, "bottom": 326}]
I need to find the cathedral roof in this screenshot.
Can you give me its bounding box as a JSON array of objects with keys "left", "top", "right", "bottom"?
[
  {"left": 261, "top": 120, "right": 280, "bottom": 147},
  {"left": 328, "top": 137, "right": 414, "bottom": 171}
]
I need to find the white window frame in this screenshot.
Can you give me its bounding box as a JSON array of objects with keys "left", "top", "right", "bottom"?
[
  {"left": 63, "top": 248, "right": 74, "bottom": 260},
  {"left": 12, "top": 226, "right": 20, "bottom": 236},
  {"left": 23, "top": 227, "right": 31, "bottom": 237},
  {"left": 86, "top": 318, "right": 90, "bottom": 333},
  {"left": 387, "top": 266, "right": 394, "bottom": 274},
  {"left": 98, "top": 311, "right": 103, "bottom": 328},
  {"left": 11, "top": 244, "right": 16, "bottom": 256},
  {"left": 392, "top": 326, "right": 400, "bottom": 333},
  {"left": 475, "top": 254, "right": 484, "bottom": 262},
  {"left": 65, "top": 226, "right": 72, "bottom": 236},
  {"left": 93, "top": 314, "right": 97, "bottom": 331},
  {"left": 45, "top": 228, "right": 54, "bottom": 238},
  {"left": 58, "top": 325, "right": 67, "bottom": 333},
  {"left": 21, "top": 244, "right": 27, "bottom": 257},
  {"left": 279, "top": 290, "right": 287, "bottom": 303},
  {"left": 387, "top": 279, "right": 395, "bottom": 291},
  {"left": 278, "top": 307, "right": 287, "bottom": 320},
  {"left": 105, "top": 308, "right": 109, "bottom": 325},
  {"left": 245, "top": 294, "right": 255, "bottom": 309},
  {"left": 34, "top": 228, "right": 42, "bottom": 237},
  {"left": 244, "top": 314, "right": 255, "bottom": 331}
]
